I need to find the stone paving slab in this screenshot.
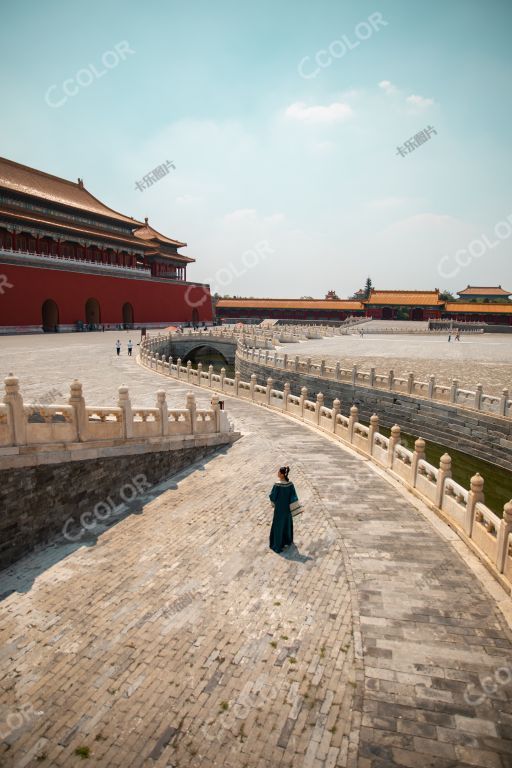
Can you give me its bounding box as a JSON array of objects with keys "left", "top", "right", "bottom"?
[{"left": 0, "top": 332, "right": 512, "bottom": 767}]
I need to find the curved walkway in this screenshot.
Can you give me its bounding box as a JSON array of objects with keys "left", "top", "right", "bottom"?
[{"left": 0, "top": 333, "right": 512, "bottom": 768}]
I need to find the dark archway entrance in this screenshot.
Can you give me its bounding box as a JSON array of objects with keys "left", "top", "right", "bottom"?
[
  {"left": 382, "top": 307, "right": 393, "bottom": 320},
  {"left": 85, "top": 298, "right": 101, "bottom": 326},
  {"left": 42, "top": 299, "right": 59, "bottom": 331},
  {"left": 192, "top": 308, "right": 199, "bottom": 326},
  {"left": 122, "top": 302, "right": 134, "bottom": 326},
  {"left": 411, "top": 307, "right": 424, "bottom": 321},
  {"left": 181, "top": 344, "right": 229, "bottom": 367}
]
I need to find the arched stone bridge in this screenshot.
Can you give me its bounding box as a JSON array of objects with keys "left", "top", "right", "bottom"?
[{"left": 156, "top": 333, "right": 238, "bottom": 365}]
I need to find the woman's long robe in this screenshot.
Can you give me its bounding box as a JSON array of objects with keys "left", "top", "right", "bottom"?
[{"left": 269, "top": 481, "right": 298, "bottom": 553}]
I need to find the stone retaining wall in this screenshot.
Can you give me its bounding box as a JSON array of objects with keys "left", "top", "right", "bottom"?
[
  {"left": 236, "top": 355, "right": 512, "bottom": 472},
  {"left": 0, "top": 436, "right": 229, "bottom": 571}
]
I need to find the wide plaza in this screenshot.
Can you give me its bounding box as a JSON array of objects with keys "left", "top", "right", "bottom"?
[
  {"left": 0, "top": 331, "right": 511, "bottom": 767},
  {"left": 279, "top": 331, "right": 512, "bottom": 398}
]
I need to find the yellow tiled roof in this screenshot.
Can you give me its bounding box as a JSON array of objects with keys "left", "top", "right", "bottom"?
[
  {"left": 367, "top": 290, "right": 442, "bottom": 306},
  {"left": 216, "top": 299, "right": 365, "bottom": 311},
  {"left": 445, "top": 302, "right": 512, "bottom": 314}
]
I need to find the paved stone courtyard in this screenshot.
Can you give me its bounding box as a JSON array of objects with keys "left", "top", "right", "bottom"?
[
  {"left": 280, "top": 334, "right": 512, "bottom": 397},
  {"left": 1, "top": 331, "right": 512, "bottom": 768}
]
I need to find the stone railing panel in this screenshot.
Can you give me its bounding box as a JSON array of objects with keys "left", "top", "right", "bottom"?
[
  {"left": 472, "top": 502, "right": 500, "bottom": 564},
  {"left": 415, "top": 459, "right": 439, "bottom": 503},
  {"left": 334, "top": 413, "right": 350, "bottom": 442},
  {"left": 132, "top": 408, "right": 161, "bottom": 438},
  {"left": 441, "top": 478, "right": 468, "bottom": 529},
  {"left": 391, "top": 443, "right": 414, "bottom": 483},
  {"left": 25, "top": 404, "right": 77, "bottom": 444},
  {"left": 352, "top": 422, "right": 370, "bottom": 453},
  {"left": 505, "top": 535, "right": 512, "bottom": 582},
  {"left": 371, "top": 432, "right": 388, "bottom": 466},
  {"left": 85, "top": 407, "right": 124, "bottom": 440}
]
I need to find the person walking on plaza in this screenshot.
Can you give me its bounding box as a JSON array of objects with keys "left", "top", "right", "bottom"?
[
  {"left": 127, "top": 339, "right": 133, "bottom": 356},
  {"left": 455, "top": 331, "right": 461, "bottom": 342},
  {"left": 115, "top": 339, "right": 121, "bottom": 356},
  {"left": 269, "top": 466, "right": 299, "bottom": 553}
]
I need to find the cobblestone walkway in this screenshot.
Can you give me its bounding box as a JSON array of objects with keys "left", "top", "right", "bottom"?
[{"left": 0, "top": 333, "right": 512, "bottom": 767}]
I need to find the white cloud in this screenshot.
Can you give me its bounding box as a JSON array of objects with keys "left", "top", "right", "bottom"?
[
  {"left": 378, "top": 80, "right": 397, "bottom": 94},
  {"left": 223, "top": 208, "right": 257, "bottom": 224},
  {"left": 176, "top": 194, "right": 202, "bottom": 204},
  {"left": 406, "top": 94, "right": 434, "bottom": 109},
  {"left": 285, "top": 101, "right": 353, "bottom": 124}
]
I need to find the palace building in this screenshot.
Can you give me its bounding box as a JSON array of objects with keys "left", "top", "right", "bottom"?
[
  {"left": 216, "top": 288, "right": 512, "bottom": 325},
  {"left": 0, "top": 157, "right": 213, "bottom": 332}
]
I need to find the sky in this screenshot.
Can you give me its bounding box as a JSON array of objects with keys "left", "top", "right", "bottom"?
[{"left": 1, "top": 0, "right": 511, "bottom": 298}]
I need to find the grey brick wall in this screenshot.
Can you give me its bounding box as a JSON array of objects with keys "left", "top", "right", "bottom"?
[{"left": 0, "top": 442, "right": 225, "bottom": 571}]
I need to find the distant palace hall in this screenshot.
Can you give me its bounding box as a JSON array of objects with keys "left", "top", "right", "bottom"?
[
  {"left": 0, "top": 157, "right": 212, "bottom": 331},
  {"left": 217, "top": 288, "right": 512, "bottom": 326}
]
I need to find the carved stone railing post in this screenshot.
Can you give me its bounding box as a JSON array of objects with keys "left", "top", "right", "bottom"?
[
  {"left": 234, "top": 371, "right": 240, "bottom": 396},
  {"left": 387, "top": 424, "right": 401, "bottom": 468},
  {"left": 388, "top": 370, "right": 394, "bottom": 391},
  {"left": 368, "top": 413, "right": 379, "bottom": 455},
  {"left": 428, "top": 375, "right": 436, "bottom": 399},
  {"left": 496, "top": 501, "right": 512, "bottom": 572},
  {"left": 266, "top": 377, "right": 273, "bottom": 405},
  {"left": 500, "top": 389, "right": 509, "bottom": 417},
  {"left": 187, "top": 360, "right": 192, "bottom": 383},
  {"left": 351, "top": 365, "right": 357, "bottom": 386},
  {"left": 250, "top": 373, "right": 257, "bottom": 400},
  {"left": 306, "top": 358, "right": 312, "bottom": 374},
  {"left": 450, "top": 379, "right": 459, "bottom": 404},
  {"left": 283, "top": 382, "right": 290, "bottom": 412},
  {"left": 210, "top": 393, "right": 221, "bottom": 432},
  {"left": 176, "top": 358, "right": 182, "bottom": 380},
  {"left": 157, "top": 390, "right": 168, "bottom": 436},
  {"left": 348, "top": 404, "right": 359, "bottom": 443},
  {"left": 320, "top": 360, "right": 325, "bottom": 377},
  {"left": 369, "top": 367, "right": 375, "bottom": 387},
  {"left": 411, "top": 437, "right": 426, "bottom": 487},
  {"left": 407, "top": 373, "right": 414, "bottom": 394},
  {"left": 435, "top": 453, "right": 452, "bottom": 507},
  {"left": 316, "top": 393, "right": 324, "bottom": 424},
  {"left": 464, "top": 472, "right": 484, "bottom": 536},
  {"left": 299, "top": 386, "right": 308, "bottom": 417},
  {"left": 331, "top": 398, "right": 341, "bottom": 432},
  {"left": 294, "top": 355, "right": 299, "bottom": 372},
  {"left": 186, "top": 391, "right": 196, "bottom": 434},
  {"left": 474, "top": 384, "right": 483, "bottom": 411},
  {"left": 167, "top": 356, "right": 173, "bottom": 375},
  {"left": 264, "top": 350, "right": 269, "bottom": 365},
  {"left": 334, "top": 362, "right": 340, "bottom": 381},
  {"left": 283, "top": 353, "right": 288, "bottom": 370},
  {"left": 197, "top": 362, "right": 202, "bottom": 386},
  {"left": 155, "top": 353, "right": 160, "bottom": 373},
  {"left": 220, "top": 367, "right": 226, "bottom": 391},
  {"left": 118, "top": 386, "right": 133, "bottom": 439},
  {"left": 208, "top": 365, "right": 213, "bottom": 387},
  {"left": 69, "top": 378, "right": 86, "bottom": 442},
  {"left": 4, "top": 373, "right": 26, "bottom": 446}
]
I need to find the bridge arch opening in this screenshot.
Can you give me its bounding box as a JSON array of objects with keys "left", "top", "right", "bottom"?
[
  {"left": 181, "top": 344, "right": 229, "bottom": 367},
  {"left": 42, "top": 299, "right": 59, "bottom": 331}
]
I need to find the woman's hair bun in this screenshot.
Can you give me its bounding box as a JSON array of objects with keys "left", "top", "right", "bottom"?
[{"left": 279, "top": 465, "right": 290, "bottom": 479}]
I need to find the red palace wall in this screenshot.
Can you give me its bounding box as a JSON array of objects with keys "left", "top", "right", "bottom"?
[{"left": 0, "top": 263, "right": 213, "bottom": 327}]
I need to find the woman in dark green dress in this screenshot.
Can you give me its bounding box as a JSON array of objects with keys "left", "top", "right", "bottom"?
[{"left": 269, "top": 466, "right": 298, "bottom": 553}]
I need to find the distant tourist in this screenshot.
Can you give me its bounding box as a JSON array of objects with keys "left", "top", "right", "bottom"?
[
  {"left": 455, "top": 331, "right": 460, "bottom": 342},
  {"left": 115, "top": 339, "right": 121, "bottom": 356},
  {"left": 269, "top": 466, "right": 299, "bottom": 554},
  {"left": 127, "top": 339, "right": 133, "bottom": 356},
  {"left": 448, "top": 334, "right": 451, "bottom": 342}
]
